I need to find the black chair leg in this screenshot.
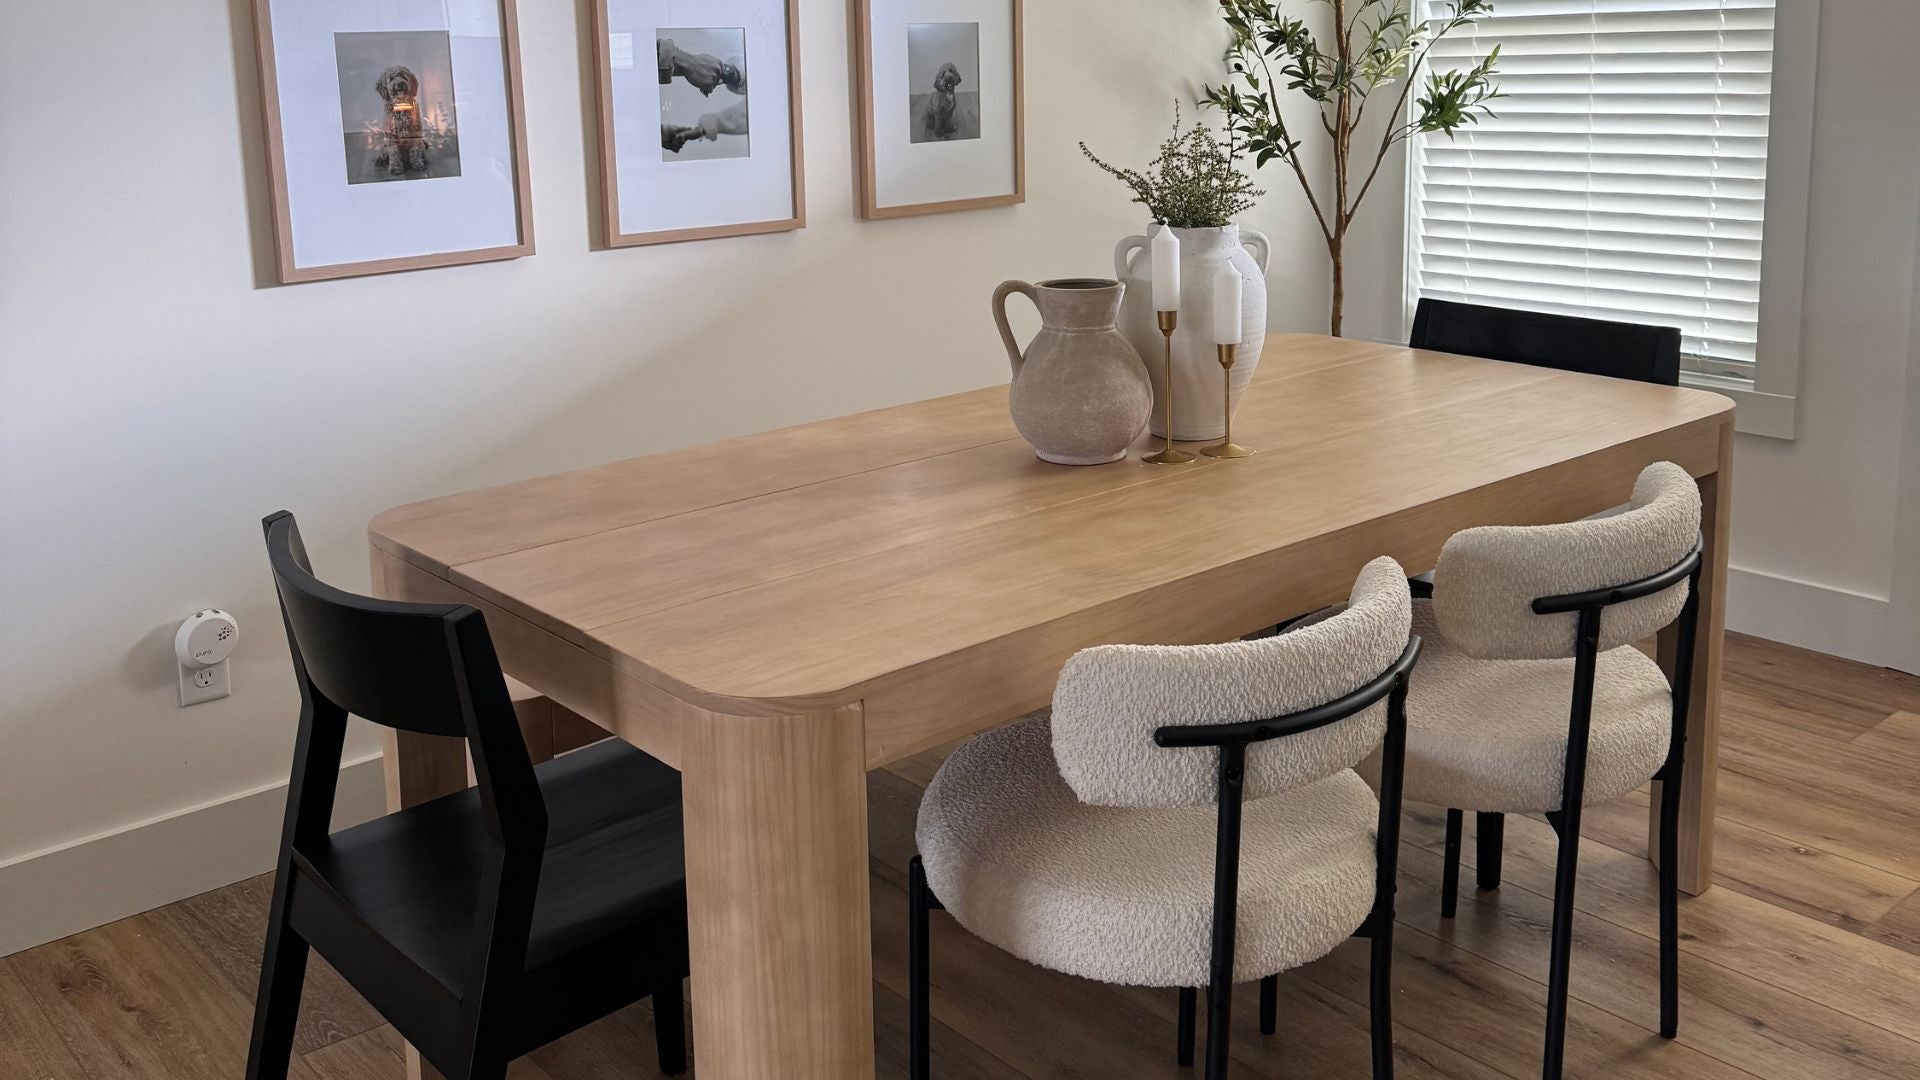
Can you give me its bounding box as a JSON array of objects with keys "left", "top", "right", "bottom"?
[
  {"left": 1659, "top": 771, "right": 1683, "bottom": 1039},
  {"left": 909, "top": 855, "right": 932, "bottom": 1080},
  {"left": 1440, "top": 809, "right": 1463, "bottom": 919},
  {"left": 244, "top": 889, "right": 309, "bottom": 1080},
  {"left": 1475, "top": 812, "right": 1505, "bottom": 891},
  {"left": 1177, "top": 986, "right": 1197, "bottom": 1066},
  {"left": 653, "top": 978, "right": 688, "bottom": 1075},
  {"left": 1542, "top": 812, "right": 1585, "bottom": 1080},
  {"left": 1204, "top": 981, "right": 1232, "bottom": 1080},
  {"left": 1258, "top": 974, "right": 1277, "bottom": 1035},
  {"left": 1369, "top": 920, "right": 1395, "bottom": 1080}
]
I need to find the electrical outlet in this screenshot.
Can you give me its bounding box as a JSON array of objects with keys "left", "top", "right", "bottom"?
[{"left": 179, "top": 659, "right": 231, "bottom": 707}]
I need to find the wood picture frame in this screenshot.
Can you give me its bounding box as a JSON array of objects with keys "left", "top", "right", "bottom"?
[
  {"left": 854, "top": 0, "right": 1024, "bottom": 220},
  {"left": 251, "top": 0, "right": 536, "bottom": 283},
  {"left": 591, "top": 0, "right": 807, "bottom": 247}
]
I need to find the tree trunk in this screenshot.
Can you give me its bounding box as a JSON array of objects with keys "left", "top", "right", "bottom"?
[{"left": 1329, "top": 236, "right": 1346, "bottom": 337}]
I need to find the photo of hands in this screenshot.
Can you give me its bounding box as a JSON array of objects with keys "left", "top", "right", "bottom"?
[{"left": 657, "top": 28, "right": 750, "bottom": 161}]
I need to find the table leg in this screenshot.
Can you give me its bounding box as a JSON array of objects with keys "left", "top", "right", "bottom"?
[
  {"left": 682, "top": 703, "right": 876, "bottom": 1079},
  {"left": 370, "top": 549, "right": 466, "bottom": 1080},
  {"left": 381, "top": 726, "right": 464, "bottom": 1080},
  {"left": 1653, "top": 419, "right": 1732, "bottom": 896}
]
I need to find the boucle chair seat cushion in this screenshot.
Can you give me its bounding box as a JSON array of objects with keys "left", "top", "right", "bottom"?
[
  {"left": 1368, "top": 602, "right": 1673, "bottom": 814},
  {"left": 917, "top": 715, "right": 1379, "bottom": 989}
]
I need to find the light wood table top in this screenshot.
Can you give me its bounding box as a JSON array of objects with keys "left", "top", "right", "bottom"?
[
  {"left": 373, "top": 333, "right": 1730, "bottom": 759},
  {"left": 369, "top": 333, "right": 1735, "bottom": 1080}
]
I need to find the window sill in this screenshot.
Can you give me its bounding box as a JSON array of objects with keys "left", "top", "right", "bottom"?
[{"left": 1681, "top": 370, "right": 1797, "bottom": 441}]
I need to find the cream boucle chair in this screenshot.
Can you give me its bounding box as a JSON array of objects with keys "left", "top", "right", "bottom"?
[
  {"left": 909, "top": 557, "right": 1420, "bottom": 1080},
  {"left": 1383, "top": 460, "right": 1704, "bottom": 1080}
]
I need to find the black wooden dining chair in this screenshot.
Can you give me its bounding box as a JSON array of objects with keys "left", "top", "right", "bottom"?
[
  {"left": 1406, "top": 297, "right": 1683, "bottom": 901},
  {"left": 247, "top": 511, "right": 690, "bottom": 1080},
  {"left": 1409, "top": 298, "right": 1682, "bottom": 386}
]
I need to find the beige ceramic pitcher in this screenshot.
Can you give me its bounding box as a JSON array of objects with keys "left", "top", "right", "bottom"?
[{"left": 994, "top": 278, "right": 1153, "bottom": 465}]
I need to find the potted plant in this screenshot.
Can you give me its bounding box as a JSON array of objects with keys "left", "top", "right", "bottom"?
[
  {"left": 1202, "top": 0, "right": 1501, "bottom": 336},
  {"left": 1086, "top": 110, "right": 1271, "bottom": 441}
]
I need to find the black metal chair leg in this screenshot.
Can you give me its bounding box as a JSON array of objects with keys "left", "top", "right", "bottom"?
[
  {"left": 1177, "top": 986, "right": 1197, "bottom": 1066},
  {"left": 1475, "top": 812, "right": 1505, "bottom": 891},
  {"left": 243, "top": 889, "right": 309, "bottom": 1080},
  {"left": 909, "top": 855, "right": 932, "bottom": 1080},
  {"left": 1659, "top": 770, "right": 1683, "bottom": 1039},
  {"left": 1441, "top": 809, "right": 1463, "bottom": 919},
  {"left": 1369, "top": 921, "right": 1395, "bottom": 1080},
  {"left": 1542, "top": 812, "right": 1585, "bottom": 1080},
  {"left": 1258, "top": 974, "right": 1277, "bottom": 1035},
  {"left": 653, "top": 978, "right": 688, "bottom": 1075}
]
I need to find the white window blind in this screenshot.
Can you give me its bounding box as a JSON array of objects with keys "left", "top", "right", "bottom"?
[{"left": 1411, "top": 0, "right": 1777, "bottom": 372}]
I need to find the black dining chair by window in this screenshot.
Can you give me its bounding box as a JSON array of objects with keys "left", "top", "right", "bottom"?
[
  {"left": 247, "top": 511, "right": 690, "bottom": 1080},
  {"left": 1405, "top": 298, "right": 1683, "bottom": 906},
  {"left": 1409, "top": 298, "right": 1682, "bottom": 386}
]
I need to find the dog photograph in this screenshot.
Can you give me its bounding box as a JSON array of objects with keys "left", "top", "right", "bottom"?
[
  {"left": 657, "top": 27, "right": 751, "bottom": 162},
  {"left": 333, "top": 30, "right": 461, "bottom": 185},
  {"left": 907, "top": 21, "right": 981, "bottom": 144}
]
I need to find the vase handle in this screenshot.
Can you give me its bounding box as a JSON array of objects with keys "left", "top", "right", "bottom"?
[
  {"left": 1242, "top": 228, "right": 1272, "bottom": 273},
  {"left": 993, "top": 280, "right": 1040, "bottom": 378},
  {"left": 1114, "top": 234, "right": 1151, "bottom": 282}
]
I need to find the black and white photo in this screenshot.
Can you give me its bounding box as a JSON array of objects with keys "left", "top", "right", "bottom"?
[
  {"left": 253, "top": 0, "right": 532, "bottom": 282},
  {"left": 907, "top": 22, "right": 980, "bottom": 144},
  {"left": 856, "top": 0, "right": 1023, "bottom": 218},
  {"left": 657, "top": 28, "right": 751, "bottom": 162},
  {"left": 594, "top": 0, "right": 802, "bottom": 245},
  {"left": 334, "top": 31, "right": 462, "bottom": 184}
]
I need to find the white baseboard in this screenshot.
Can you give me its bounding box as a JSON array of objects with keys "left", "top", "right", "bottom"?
[
  {"left": 0, "top": 754, "right": 388, "bottom": 958},
  {"left": 1726, "top": 564, "right": 1896, "bottom": 669}
]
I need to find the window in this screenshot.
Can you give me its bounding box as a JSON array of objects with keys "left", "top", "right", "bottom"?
[{"left": 1407, "top": 0, "right": 1814, "bottom": 435}]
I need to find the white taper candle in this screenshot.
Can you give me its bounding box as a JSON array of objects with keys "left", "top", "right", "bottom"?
[
  {"left": 1213, "top": 261, "right": 1244, "bottom": 345},
  {"left": 1151, "top": 225, "right": 1181, "bottom": 312}
]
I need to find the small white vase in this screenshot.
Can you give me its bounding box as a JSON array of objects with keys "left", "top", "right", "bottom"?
[{"left": 1114, "top": 223, "right": 1271, "bottom": 441}]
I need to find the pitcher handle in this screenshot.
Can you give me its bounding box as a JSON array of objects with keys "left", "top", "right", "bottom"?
[
  {"left": 1242, "top": 228, "right": 1272, "bottom": 273},
  {"left": 1114, "top": 234, "right": 1151, "bottom": 282},
  {"left": 993, "top": 280, "right": 1040, "bottom": 378}
]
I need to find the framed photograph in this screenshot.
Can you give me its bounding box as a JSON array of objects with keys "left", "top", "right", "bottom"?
[
  {"left": 251, "top": 0, "right": 534, "bottom": 283},
  {"left": 855, "top": 0, "right": 1023, "bottom": 219},
  {"left": 592, "top": 0, "right": 805, "bottom": 247}
]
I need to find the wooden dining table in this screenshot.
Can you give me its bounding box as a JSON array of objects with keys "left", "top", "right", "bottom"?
[{"left": 367, "top": 332, "right": 1734, "bottom": 1080}]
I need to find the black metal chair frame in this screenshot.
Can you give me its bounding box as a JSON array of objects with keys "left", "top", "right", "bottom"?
[
  {"left": 908, "top": 637, "right": 1425, "bottom": 1080},
  {"left": 247, "top": 512, "right": 687, "bottom": 1080},
  {"left": 1435, "top": 539, "right": 1705, "bottom": 1080}
]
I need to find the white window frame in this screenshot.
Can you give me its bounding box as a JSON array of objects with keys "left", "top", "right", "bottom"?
[{"left": 1396, "top": 0, "right": 1819, "bottom": 440}]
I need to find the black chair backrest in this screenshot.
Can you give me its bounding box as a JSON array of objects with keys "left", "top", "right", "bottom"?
[
  {"left": 262, "top": 510, "right": 545, "bottom": 855},
  {"left": 1410, "top": 298, "right": 1682, "bottom": 386}
]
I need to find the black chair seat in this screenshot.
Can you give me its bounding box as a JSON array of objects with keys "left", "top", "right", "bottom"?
[{"left": 307, "top": 739, "right": 686, "bottom": 989}]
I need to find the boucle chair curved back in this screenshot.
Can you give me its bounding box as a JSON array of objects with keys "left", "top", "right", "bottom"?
[
  {"left": 1050, "top": 556, "right": 1412, "bottom": 808},
  {"left": 1431, "top": 461, "right": 1701, "bottom": 660}
]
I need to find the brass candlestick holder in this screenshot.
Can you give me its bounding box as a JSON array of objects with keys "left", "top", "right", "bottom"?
[
  {"left": 1142, "top": 310, "right": 1196, "bottom": 465},
  {"left": 1201, "top": 342, "right": 1255, "bottom": 458}
]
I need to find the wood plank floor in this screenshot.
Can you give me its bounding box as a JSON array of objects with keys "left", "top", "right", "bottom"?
[{"left": 4, "top": 632, "right": 1917, "bottom": 1079}]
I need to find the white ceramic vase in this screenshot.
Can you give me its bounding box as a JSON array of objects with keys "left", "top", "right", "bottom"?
[{"left": 1114, "top": 223, "right": 1272, "bottom": 441}]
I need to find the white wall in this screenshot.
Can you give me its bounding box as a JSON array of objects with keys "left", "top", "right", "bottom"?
[
  {"left": 0, "top": 0, "right": 1327, "bottom": 950},
  {"left": 1342, "top": 0, "right": 1920, "bottom": 671}
]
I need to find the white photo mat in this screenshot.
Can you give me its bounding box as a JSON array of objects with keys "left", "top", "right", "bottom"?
[
  {"left": 860, "top": 0, "right": 1021, "bottom": 217},
  {"left": 258, "top": 0, "right": 532, "bottom": 281},
  {"left": 596, "top": 0, "right": 803, "bottom": 245}
]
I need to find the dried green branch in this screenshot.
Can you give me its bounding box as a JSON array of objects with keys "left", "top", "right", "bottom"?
[{"left": 1081, "top": 106, "right": 1266, "bottom": 229}]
